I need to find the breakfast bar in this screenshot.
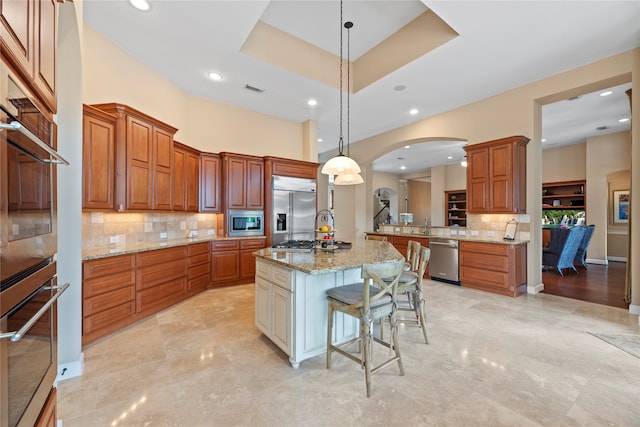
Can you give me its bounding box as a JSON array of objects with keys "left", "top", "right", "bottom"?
[{"left": 253, "top": 240, "right": 404, "bottom": 368}]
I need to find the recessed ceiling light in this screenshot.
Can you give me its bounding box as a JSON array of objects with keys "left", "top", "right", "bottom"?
[
  {"left": 619, "top": 118, "right": 630, "bottom": 123},
  {"left": 307, "top": 99, "right": 317, "bottom": 106},
  {"left": 447, "top": 156, "right": 452, "bottom": 159},
  {"left": 541, "top": 138, "right": 547, "bottom": 142},
  {"left": 409, "top": 109, "right": 419, "bottom": 115},
  {"left": 317, "top": 138, "right": 323, "bottom": 143},
  {"left": 208, "top": 71, "right": 223, "bottom": 81},
  {"left": 599, "top": 90, "right": 613, "bottom": 97},
  {"left": 404, "top": 145, "right": 410, "bottom": 149},
  {"left": 129, "top": 0, "right": 150, "bottom": 11},
  {"left": 400, "top": 166, "right": 406, "bottom": 170}
]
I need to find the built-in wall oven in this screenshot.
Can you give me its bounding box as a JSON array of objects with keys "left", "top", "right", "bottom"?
[{"left": 1, "top": 60, "right": 68, "bottom": 426}]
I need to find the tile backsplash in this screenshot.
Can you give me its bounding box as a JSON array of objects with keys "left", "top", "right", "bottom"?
[{"left": 82, "top": 212, "right": 220, "bottom": 249}]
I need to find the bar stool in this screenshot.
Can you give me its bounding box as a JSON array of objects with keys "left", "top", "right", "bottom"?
[
  {"left": 326, "top": 259, "right": 405, "bottom": 397},
  {"left": 381, "top": 246, "right": 430, "bottom": 344}
]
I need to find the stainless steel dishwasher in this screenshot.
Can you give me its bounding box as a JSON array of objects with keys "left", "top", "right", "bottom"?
[{"left": 429, "top": 238, "right": 460, "bottom": 285}]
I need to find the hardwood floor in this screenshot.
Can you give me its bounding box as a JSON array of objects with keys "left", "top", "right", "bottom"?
[{"left": 542, "top": 261, "right": 629, "bottom": 309}]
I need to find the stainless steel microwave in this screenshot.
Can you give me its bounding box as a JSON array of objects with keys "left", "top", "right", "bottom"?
[{"left": 228, "top": 210, "right": 264, "bottom": 237}]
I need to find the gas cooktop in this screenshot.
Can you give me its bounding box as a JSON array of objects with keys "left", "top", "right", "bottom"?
[{"left": 272, "top": 240, "right": 316, "bottom": 250}]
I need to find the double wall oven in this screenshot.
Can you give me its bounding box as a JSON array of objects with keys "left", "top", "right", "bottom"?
[{"left": 1, "top": 60, "right": 68, "bottom": 426}]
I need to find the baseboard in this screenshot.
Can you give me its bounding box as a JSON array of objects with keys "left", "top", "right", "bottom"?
[
  {"left": 585, "top": 258, "right": 608, "bottom": 265},
  {"left": 607, "top": 256, "right": 627, "bottom": 263},
  {"left": 629, "top": 304, "right": 640, "bottom": 316},
  {"left": 56, "top": 352, "right": 84, "bottom": 383},
  {"left": 528, "top": 282, "right": 544, "bottom": 294}
]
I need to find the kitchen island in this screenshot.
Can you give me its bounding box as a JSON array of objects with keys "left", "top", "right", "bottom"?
[{"left": 253, "top": 240, "right": 403, "bottom": 368}]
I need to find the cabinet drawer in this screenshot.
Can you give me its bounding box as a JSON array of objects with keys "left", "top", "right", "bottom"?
[
  {"left": 460, "top": 241, "right": 509, "bottom": 256},
  {"left": 188, "top": 242, "right": 210, "bottom": 256},
  {"left": 460, "top": 251, "right": 509, "bottom": 273},
  {"left": 137, "top": 258, "right": 186, "bottom": 290},
  {"left": 83, "top": 254, "right": 135, "bottom": 280},
  {"left": 241, "top": 239, "right": 265, "bottom": 250},
  {"left": 256, "top": 261, "right": 270, "bottom": 280},
  {"left": 137, "top": 246, "right": 187, "bottom": 268},
  {"left": 188, "top": 274, "right": 209, "bottom": 294},
  {"left": 83, "top": 270, "right": 136, "bottom": 298},
  {"left": 188, "top": 262, "right": 210, "bottom": 280},
  {"left": 188, "top": 252, "right": 210, "bottom": 268},
  {"left": 460, "top": 266, "right": 509, "bottom": 290},
  {"left": 212, "top": 240, "right": 240, "bottom": 251},
  {"left": 83, "top": 286, "right": 135, "bottom": 317},
  {"left": 83, "top": 301, "right": 135, "bottom": 334},
  {"left": 137, "top": 277, "right": 187, "bottom": 313},
  {"left": 271, "top": 265, "right": 293, "bottom": 291}
]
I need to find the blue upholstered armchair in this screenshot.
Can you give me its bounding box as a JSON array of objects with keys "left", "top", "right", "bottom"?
[
  {"left": 542, "top": 226, "right": 587, "bottom": 275},
  {"left": 573, "top": 225, "right": 595, "bottom": 269}
]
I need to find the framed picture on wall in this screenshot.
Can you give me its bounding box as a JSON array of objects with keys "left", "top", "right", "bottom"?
[{"left": 612, "top": 190, "right": 630, "bottom": 223}]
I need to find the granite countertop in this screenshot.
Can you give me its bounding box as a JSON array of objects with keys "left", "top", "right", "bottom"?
[
  {"left": 365, "top": 231, "right": 528, "bottom": 245},
  {"left": 82, "top": 235, "right": 266, "bottom": 261},
  {"left": 253, "top": 240, "right": 404, "bottom": 275}
]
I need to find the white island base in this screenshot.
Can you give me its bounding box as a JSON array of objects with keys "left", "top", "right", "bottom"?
[{"left": 255, "top": 258, "right": 360, "bottom": 368}]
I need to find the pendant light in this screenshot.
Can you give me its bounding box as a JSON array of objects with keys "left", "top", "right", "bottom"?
[
  {"left": 321, "top": 0, "right": 361, "bottom": 177},
  {"left": 334, "top": 19, "right": 363, "bottom": 185}
]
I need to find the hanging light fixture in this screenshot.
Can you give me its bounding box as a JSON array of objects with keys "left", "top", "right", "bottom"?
[
  {"left": 334, "top": 20, "right": 363, "bottom": 186},
  {"left": 321, "top": 1, "right": 362, "bottom": 178}
]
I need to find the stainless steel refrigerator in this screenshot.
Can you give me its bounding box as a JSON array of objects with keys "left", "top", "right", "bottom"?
[{"left": 272, "top": 175, "right": 317, "bottom": 244}]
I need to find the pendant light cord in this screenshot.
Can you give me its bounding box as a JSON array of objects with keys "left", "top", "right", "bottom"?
[
  {"left": 337, "top": 0, "right": 344, "bottom": 156},
  {"left": 346, "top": 21, "right": 352, "bottom": 158}
]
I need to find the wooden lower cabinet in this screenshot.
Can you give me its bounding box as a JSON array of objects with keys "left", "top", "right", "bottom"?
[
  {"left": 386, "top": 235, "right": 430, "bottom": 278},
  {"left": 82, "top": 242, "right": 208, "bottom": 346},
  {"left": 82, "top": 254, "right": 136, "bottom": 346},
  {"left": 136, "top": 246, "right": 188, "bottom": 316},
  {"left": 35, "top": 387, "right": 56, "bottom": 427},
  {"left": 188, "top": 242, "right": 211, "bottom": 294},
  {"left": 211, "top": 238, "right": 266, "bottom": 286},
  {"left": 459, "top": 241, "right": 527, "bottom": 297}
]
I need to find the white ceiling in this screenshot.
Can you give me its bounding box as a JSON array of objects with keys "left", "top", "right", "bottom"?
[{"left": 83, "top": 1, "right": 639, "bottom": 175}]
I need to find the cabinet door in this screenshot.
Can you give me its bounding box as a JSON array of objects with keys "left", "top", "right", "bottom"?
[
  {"left": 33, "top": 0, "right": 56, "bottom": 112},
  {"left": 200, "top": 154, "right": 220, "bottom": 212},
  {"left": 272, "top": 285, "right": 292, "bottom": 354},
  {"left": 153, "top": 127, "right": 173, "bottom": 210},
  {"left": 0, "top": 0, "right": 34, "bottom": 83},
  {"left": 35, "top": 387, "right": 56, "bottom": 427},
  {"left": 186, "top": 151, "right": 200, "bottom": 212},
  {"left": 255, "top": 277, "right": 271, "bottom": 335},
  {"left": 83, "top": 111, "right": 115, "bottom": 209},
  {"left": 489, "top": 143, "right": 512, "bottom": 212},
  {"left": 466, "top": 147, "right": 489, "bottom": 213},
  {"left": 227, "top": 157, "right": 247, "bottom": 209},
  {"left": 211, "top": 251, "right": 240, "bottom": 283},
  {"left": 126, "top": 116, "right": 153, "bottom": 210},
  {"left": 240, "top": 249, "right": 257, "bottom": 279},
  {"left": 172, "top": 147, "right": 186, "bottom": 211},
  {"left": 246, "top": 159, "right": 264, "bottom": 209}
]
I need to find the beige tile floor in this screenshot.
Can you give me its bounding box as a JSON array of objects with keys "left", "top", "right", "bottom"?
[{"left": 58, "top": 280, "right": 640, "bottom": 426}]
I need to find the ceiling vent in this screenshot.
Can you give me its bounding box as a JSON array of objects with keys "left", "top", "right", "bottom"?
[
  {"left": 596, "top": 125, "right": 609, "bottom": 131},
  {"left": 244, "top": 84, "right": 265, "bottom": 93},
  {"left": 567, "top": 96, "right": 581, "bottom": 101}
]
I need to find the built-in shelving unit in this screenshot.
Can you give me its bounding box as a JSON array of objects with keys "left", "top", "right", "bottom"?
[
  {"left": 542, "top": 180, "right": 586, "bottom": 213},
  {"left": 445, "top": 190, "right": 467, "bottom": 227}
]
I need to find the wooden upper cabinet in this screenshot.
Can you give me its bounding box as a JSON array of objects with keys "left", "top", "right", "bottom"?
[
  {"left": 82, "top": 105, "right": 116, "bottom": 210},
  {"left": 33, "top": 0, "right": 56, "bottom": 112},
  {"left": 464, "top": 136, "right": 528, "bottom": 214},
  {"left": 173, "top": 142, "right": 200, "bottom": 212},
  {"left": 91, "top": 103, "right": 177, "bottom": 211},
  {"left": 221, "top": 152, "right": 264, "bottom": 210},
  {"left": 264, "top": 156, "right": 319, "bottom": 180},
  {"left": 0, "top": 0, "right": 57, "bottom": 113},
  {"left": 153, "top": 127, "right": 173, "bottom": 210},
  {"left": 200, "top": 153, "right": 220, "bottom": 212}
]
